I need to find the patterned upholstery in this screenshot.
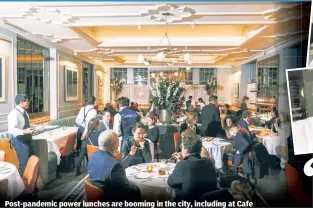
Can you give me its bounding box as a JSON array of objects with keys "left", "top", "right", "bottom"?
[{"left": 48, "top": 115, "right": 103, "bottom": 127}]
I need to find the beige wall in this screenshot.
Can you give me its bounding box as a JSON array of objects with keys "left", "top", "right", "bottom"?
[
  {"left": 0, "top": 29, "right": 16, "bottom": 132},
  {"left": 57, "top": 51, "right": 83, "bottom": 118}
]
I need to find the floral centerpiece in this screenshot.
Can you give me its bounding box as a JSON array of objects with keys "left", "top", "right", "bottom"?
[
  {"left": 205, "top": 77, "right": 223, "bottom": 96},
  {"left": 110, "top": 76, "right": 125, "bottom": 101},
  {"left": 149, "top": 73, "right": 186, "bottom": 123}
]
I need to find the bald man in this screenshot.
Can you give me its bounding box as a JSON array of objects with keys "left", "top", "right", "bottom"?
[{"left": 87, "top": 130, "right": 141, "bottom": 202}]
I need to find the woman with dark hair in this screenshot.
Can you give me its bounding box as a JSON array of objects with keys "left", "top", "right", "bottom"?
[
  {"left": 75, "top": 118, "right": 101, "bottom": 176},
  {"left": 121, "top": 122, "right": 152, "bottom": 167},
  {"left": 146, "top": 115, "right": 159, "bottom": 150},
  {"left": 241, "top": 96, "right": 249, "bottom": 112}
]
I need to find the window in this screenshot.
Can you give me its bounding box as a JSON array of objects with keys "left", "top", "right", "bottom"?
[
  {"left": 199, "top": 68, "right": 217, "bottom": 85},
  {"left": 179, "top": 68, "right": 193, "bottom": 84},
  {"left": 111, "top": 68, "right": 127, "bottom": 84},
  {"left": 17, "top": 37, "right": 50, "bottom": 116},
  {"left": 134, "top": 68, "right": 148, "bottom": 85},
  {"left": 82, "top": 62, "right": 93, "bottom": 101}
]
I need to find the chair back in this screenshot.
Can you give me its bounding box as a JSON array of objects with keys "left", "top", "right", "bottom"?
[
  {"left": 285, "top": 163, "right": 312, "bottom": 205},
  {"left": 87, "top": 145, "right": 121, "bottom": 160},
  {"left": 0, "top": 179, "right": 8, "bottom": 200},
  {"left": 0, "top": 139, "right": 19, "bottom": 168},
  {"left": 84, "top": 180, "right": 105, "bottom": 202},
  {"left": 0, "top": 150, "right": 5, "bottom": 162},
  {"left": 173, "top": 132, "right": 181, "bottom": 150},
  {"left": 23, "top": 155, "right": 40, "bottom": 195},
  {"left": 60, "top": 133, "right": 76, "bottom": 156},
  {"left": 87, "top": 145, "right": 99, "bottom": 159}
]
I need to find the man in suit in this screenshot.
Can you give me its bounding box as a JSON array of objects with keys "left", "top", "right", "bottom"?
[
  {"left": 238, "top": 111, "right": 252, "bottom": 133},
  {"left": 200, "top": 95, "right": 222, "bottom": 137},
  {"left": 100, "top": 111, "right": 113, "bottom": 132},
  {"left": 168, "top": 129, "right": 217, "bottom": 202},
  {"left": 88, "top": 130, "right": 141, "bottom": 202},
  {"left": 113, "top": 97, "right": 141, "bottom": 148}
]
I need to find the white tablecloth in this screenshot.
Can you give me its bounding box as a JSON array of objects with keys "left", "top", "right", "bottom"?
[
  {"left": 263, "top": 135, "right": 288, "bottom": 158},
  {"left": 0, "top": 162, "right": 24, "bottom": 200},
  {"left": 202, "top": 138, "right": 233, "bottom": 169},
  {"left": 126, "top": 163, "right": 176, "bottom": 201},
  {"left": 33, "top": 127, "right": 78, "bottom": 165}
]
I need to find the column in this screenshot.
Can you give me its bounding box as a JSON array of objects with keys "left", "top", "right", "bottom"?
[{"left": 49, "top": 48, "right": 58, "bottom": 119}]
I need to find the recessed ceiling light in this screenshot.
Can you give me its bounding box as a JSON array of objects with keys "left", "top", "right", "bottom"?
[{"left": 104, "top": 49, "right": 110, "bottom": 51}]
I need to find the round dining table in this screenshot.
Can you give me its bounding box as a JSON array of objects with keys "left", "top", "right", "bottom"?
[
  {"left": 202, "top": 138, "right": 233, "bottom": 169},
  {"left": 125, "top": 162, "right": 176, "bottom": 201},
  {"left": 0, "top": 161, "right": 24, "bottom": 200}
]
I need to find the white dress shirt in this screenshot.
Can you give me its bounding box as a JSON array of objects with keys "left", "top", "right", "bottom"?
[
  {"left": 113, "top": 106, "right": 126, "bottom": 137},
  {"left": 75, "top": 105, "right": 97, "bottom": 134},
  {"left": 7, "top": 106, "right": 30, "bottom": 137}
]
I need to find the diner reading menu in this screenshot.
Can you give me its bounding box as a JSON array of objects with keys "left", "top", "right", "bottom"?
[{"left": 287, "top": 68, "right": 313, "bottom": 155}]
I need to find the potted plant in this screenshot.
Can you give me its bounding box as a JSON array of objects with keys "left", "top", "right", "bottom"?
[
  {"left": 110, "top": 76, "right": 125, "bottom": 101},
  {"left": 149, "top": 73, "right": 186, "bottom": 123},
  {"left": 205, "top": 77, "right": 223, "bottom": 96}
]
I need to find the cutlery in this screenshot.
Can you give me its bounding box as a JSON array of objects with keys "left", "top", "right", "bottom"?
[{"left": 165, "top": 156, "right": 173, "bottom": 164}]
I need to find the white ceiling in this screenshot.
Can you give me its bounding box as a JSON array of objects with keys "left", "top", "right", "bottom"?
[{"left": 0, "top": 2, "right": 310, "bottom": 67}]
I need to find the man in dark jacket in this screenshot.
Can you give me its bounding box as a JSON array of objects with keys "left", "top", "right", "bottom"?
[
  {"left": 113, "top": 97, "right": 141, "bottom": 148},
  {"left": 200, "top": 95, "right": 222, "bottom": 137},
  {"left": 168, "top": 130, "right": 217, "bottom": 202},
  {"left": 88, "top": 130, "right": 141, "bottom": 202},
  {"left": 238, "top": 110, "right": 252, "bottom": 133}
]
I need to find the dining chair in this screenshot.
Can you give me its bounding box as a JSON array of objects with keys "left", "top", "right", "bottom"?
[
  {"left": 285, "top": 163, "right": 312, "bottom": 206},
  {"left": 0, "top": 139, "right": 19, "bottom": 169},
  {"left": 59, "top": 133, "right": 76, "bottom": 171},
  {"left": 86, "top": 145, "right": 121, "bottom": 160},
  {"left": 22, "top": 155, "right": 40, "bottom": 195},
  {"left": 173, "top": 132, "right": 181, "bottom": 150},
  {"left": 0, "top": 150, "right": 5, "bottom": 162},
  {"left": 84, "top": 179, "right": 105, "bottom": 202},
  {"left": 0, "top": 178, "right": 8, "bottom": 200}
]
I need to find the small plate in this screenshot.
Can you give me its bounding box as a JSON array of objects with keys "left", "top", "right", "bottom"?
[{"left": 134, "top": 172, "right": 151, "bottom": 179}]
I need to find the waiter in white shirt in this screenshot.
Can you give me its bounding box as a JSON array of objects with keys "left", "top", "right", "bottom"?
[
  {"left": 75, "top": 96, "right": 97, "bottom": 175},
  {"left": 8, "top": 94, "right": 37, "bottom": 175}
]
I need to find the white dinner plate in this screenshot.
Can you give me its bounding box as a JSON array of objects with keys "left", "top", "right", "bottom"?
[{"left": 134, "top": 172, "right": 151, "bottom": 179}]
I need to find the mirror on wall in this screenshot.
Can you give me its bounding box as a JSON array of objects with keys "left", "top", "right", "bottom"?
[{"left": 64, "top": 66, "right": 78, "bottom": 101}]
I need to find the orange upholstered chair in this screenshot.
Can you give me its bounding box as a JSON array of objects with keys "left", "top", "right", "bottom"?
[
  {"left": 0, "top": 139, "right": 19, "bottom": 169},
  {"left": 22, "top": 155, "right": 40, "bottom": 195},
  {"left": 84, "top": 180, "right": 105, "bottom": 202},
  {"left": 0, "top": 150, "right": 5, "bottom": 162},
  {"left": 87, "top": 145, "right": 98, "bottom": 159},
  {"left": 0, "top": 179, "right": 8, "bottom": 200},
  {"left": 87, "top": 145, "right": 121, "bottom": 160},
  {"left": 59, "top": 133, "right": 76, "bottom": 156},
  {"left": 173, "top": 132, "right": 181, "bottom": 150},
  {"left": 285, "top": 163, "right": 312, "bottom": 206}
]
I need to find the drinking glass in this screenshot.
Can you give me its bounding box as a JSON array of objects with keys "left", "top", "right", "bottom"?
[{"left": 146, "top": 164, "right": 153, "bottom": 173}]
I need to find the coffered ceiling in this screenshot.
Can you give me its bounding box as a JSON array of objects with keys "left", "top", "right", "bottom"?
[{"left": 0, "top": 2, "right": 310, "bottom": 67}]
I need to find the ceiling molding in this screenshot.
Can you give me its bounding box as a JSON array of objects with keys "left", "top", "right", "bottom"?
[{"left": 70, "top": 27, "right": 99, "bottom": 46}]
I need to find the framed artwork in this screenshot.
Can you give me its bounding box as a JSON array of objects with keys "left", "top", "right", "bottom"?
[
  {"left": 64, "top": 65, "right": 79, "bottom": 101},
  {"left": 99, "top": 88, "right": 103, "bottom": 99},
  {"left": 234, "top": 83, "right": 239, "bottom": 98},
  {"left": 0, "top": 55, "right": 5, "bottom": 102},
  {"left": 98, "top": 75, "right": 103, "bottom": 86}
]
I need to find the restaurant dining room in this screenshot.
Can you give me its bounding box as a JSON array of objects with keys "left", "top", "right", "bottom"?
[{"left": 0, "top": 1, "right": 312, "bottom": 207}]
